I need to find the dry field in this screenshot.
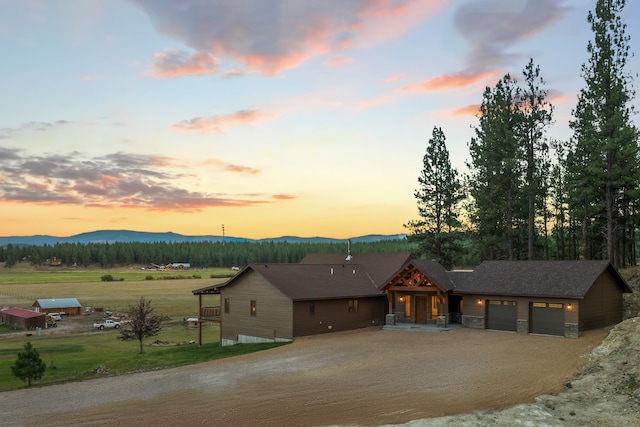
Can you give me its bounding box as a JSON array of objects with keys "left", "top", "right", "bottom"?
[{"left": 0, "top": 277, "right": 223, "bottom": 317}]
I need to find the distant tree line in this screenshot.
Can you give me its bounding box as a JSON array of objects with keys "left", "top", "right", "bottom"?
[{"left": 0, "top": 240, "right": 415, "bottom": 269}]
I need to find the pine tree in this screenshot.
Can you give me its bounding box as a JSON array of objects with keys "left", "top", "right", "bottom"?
[
  {"left": 519, "top": 59, "right": 553, "bottom": 259},
  {"left": 405, "top": 126, "right": 463, "bottom": 268},
  {"left": 11, "top": 342, "right": 46, "bottom": 386},
  {"left": 567, "top": 0, "right": 638, "bottom": 266},
  {"left": 467, "top": 74, "right": 524, "bottom": 260}
]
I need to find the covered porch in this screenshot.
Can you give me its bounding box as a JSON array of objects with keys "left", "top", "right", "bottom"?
[
  {"left": 381, "top": 259, "right": 461, "bottom": 328},
  {"left": 191, "top": 284, "right": 223, "bottom": 346}
]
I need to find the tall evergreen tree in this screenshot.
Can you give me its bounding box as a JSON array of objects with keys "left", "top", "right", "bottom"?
[
  {"left": 519, "top": 59, "right": 554, "bottom": 259},
  {"left": 467, "top": 74, "right": 524, "bottom": 260},
  {"left": 567, "top": 0, "right": 638, "bottom": 266},
  {"left": 405, "top": 126, "right": 463, "bottom": 268}
]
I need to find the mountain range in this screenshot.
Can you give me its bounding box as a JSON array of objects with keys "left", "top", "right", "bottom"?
[{"left": 0, "top": 230, "right": 407, "bottom": 246}]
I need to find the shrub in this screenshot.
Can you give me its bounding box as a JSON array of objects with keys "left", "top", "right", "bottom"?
[{"left": 101, "top": 275, "right": 114, "bottom": 282}]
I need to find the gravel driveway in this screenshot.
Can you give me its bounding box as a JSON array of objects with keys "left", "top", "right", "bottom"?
[{"left": 0, "top": 326, "right": 606, "bottom": 427}]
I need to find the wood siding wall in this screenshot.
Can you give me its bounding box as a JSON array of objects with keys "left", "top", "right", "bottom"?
[
  {"left": 292, "top": 297, "right": 385, "bottom": 337},
  {"left": 579, "top": 272, "right": 623, "bottom": 331},
  {"left": 220, "top": 270, "right": 293, "bottom": 344},
  {"left": 34, "top": 307, "right": 82, "bottom": 316},
  {"left": 0, "top": 314, "right": 45, "bottom": 330}
]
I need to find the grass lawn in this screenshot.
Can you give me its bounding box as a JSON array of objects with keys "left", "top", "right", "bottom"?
[
  {"left": 0, "top": 322, "right": 285, "bottom": 392},
  {"left": 0, "top": 266, "right": 287, "bottom": 392}
]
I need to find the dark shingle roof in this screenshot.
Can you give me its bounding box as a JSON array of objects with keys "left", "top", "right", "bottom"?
[
  {"left": 299, "top": 252, "right": 415, "bottom": 287},
  {"left": 411, "top": 259, "right": 456, "bottom": 291},
  {"left": 452, "top": 260, "right": 631, "bottom": 298},
  {"left": 231, "top": 264, "right": 382, "bottom": 300}
]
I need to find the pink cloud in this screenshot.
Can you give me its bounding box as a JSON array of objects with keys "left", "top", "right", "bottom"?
[
  {"left": 131, "top": 0, "right": 448, "bottom": 75},
  {"left": 172, "top": 109, "right": 272, "bottom": 133},
  {"left": 449, "top": 104, "right": 480, "bottom": 117},
  {"left": 548, "top": 90, "right": 568, "bottom": 104},
  {"left": 399, "top": 70, "right": 499, "bottom": 93},
  {"left": 384, "top": 74, "right": 401, "bottom": 83},
  {"left": 78, "top": 75, "right": 96, "bottom": 81},
  {"left": 198, "top": 159, "right": 260, "bottom": 175},
  {"left": 272, "top": 194, "right": 296, "bottom": 200},
  {"left": 224, "top": 164, "right": 259, "bottom": 175},
  {"left": 356, "top": 95, "right": 392, "bottom": 110},
  {"left": 324, "top": 55, "right": 354, "bottom": 67},
  {"left": 224, "top": 68, "right": 244, "bottom": 77},
  {"left": 0, "top": 148, "right": 276, "bottom": 212}
]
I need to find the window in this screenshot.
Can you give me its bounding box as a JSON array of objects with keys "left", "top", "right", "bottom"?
[
  {"left": 250, "top": 300, "right": 257, "bottom": 316},
  {"left": 348, "top": 299, "right": 359, "bottom": 313},
  {"left": 309, "top": 302, "right": 315, "bottom": 316},
  {"left": 224, "top": 298, "right": 230, "bottom": 314}
]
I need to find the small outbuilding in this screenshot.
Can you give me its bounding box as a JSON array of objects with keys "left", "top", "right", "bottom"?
[
  {"left": 32, "top": 298, "right": 82, "bottom": 315},
  {"left": 0, "top": 307, "right": 46, "bottom": 330}
]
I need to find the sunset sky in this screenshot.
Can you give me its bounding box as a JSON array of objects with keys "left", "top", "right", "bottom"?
[{"left": 1, "top": 0, "right": 639, "bottom": 240}]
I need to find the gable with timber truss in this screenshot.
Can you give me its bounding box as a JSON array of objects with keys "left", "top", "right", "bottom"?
[{"left": 382, "top": 259, "right": 455, "bottom": 293}]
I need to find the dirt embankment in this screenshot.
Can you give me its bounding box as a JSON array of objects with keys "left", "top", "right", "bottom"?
[{"left": 397, "top": 317, "right": 640, "bottom": 427}]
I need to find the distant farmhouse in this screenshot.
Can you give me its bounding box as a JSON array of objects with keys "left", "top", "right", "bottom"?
[
  {"left": 193, "top": 252, "right": 631, "bottom": 345},
  {"left": 32, "top": 298, "right": 82, "bottom": 316},
  {"left": 166, "top": 262, "right": 190, "bottom": 270}
]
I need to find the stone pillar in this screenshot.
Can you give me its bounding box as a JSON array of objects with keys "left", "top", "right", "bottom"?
[
  {"left": 564, "top": 323, "right": 579, "bottom": 339},
  {"left": 517, "top": 319, "right": 528, "bottom": 334},
  {"left": 385, "top": 313, "right": 396, "bottom": 326},
  {"left": 437, "top": 315, "right": 447, "bottom": 328}
]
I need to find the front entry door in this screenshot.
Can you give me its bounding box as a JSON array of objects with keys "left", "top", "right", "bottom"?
[{"left": 415, "top": 296, "right": 429, "bottom": 324}]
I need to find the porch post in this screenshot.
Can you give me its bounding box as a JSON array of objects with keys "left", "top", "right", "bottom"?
[{"left": 198, "top": 294, "right": 203, "bottom": 347}]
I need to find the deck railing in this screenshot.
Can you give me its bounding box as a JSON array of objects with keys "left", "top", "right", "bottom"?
[{"left": 200, "top": 306, "right": 221, "bottom": 319}]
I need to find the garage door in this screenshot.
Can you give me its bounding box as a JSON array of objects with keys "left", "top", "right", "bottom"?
[
  {"left": 486, "top": 300, "right": 517, "bottom": 331},
  {"left": 530, "top": 302, "right": 565, "bottom": 336}
]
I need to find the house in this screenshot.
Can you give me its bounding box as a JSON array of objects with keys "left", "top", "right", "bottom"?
[
  {"left": 32, "top": 298, "right": 82, "bottom": 315},
  {"left": 193, "top": 253, "right": 632, "bottom": 345},
  {"left": 193, "top": 252, "right": 414, "bottom": 346},
  {"left": 0, "top": 307, "right": 46, "bottom": 330},
  {"left": 166, "top": 262, "right": 190, "bottom": 269}
]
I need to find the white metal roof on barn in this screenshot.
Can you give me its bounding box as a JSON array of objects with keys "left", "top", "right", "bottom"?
[{"left": 34, "top": 298, "right": 81, "bottom": 309}]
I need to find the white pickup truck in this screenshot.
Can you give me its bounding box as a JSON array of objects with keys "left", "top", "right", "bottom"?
[{"left": 93, "top": 319, "right": 121, "bottom": 330}]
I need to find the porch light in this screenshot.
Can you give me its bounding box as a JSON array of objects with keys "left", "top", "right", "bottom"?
[
  {"left": 477, "top": 299, "right": 483, "bottom": 306},
  {"left": 399, "top": 296, "right": 405, "bottom": 302},
  {"left": 567, "top": 304, "right": 573, "bottom": 311}
]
